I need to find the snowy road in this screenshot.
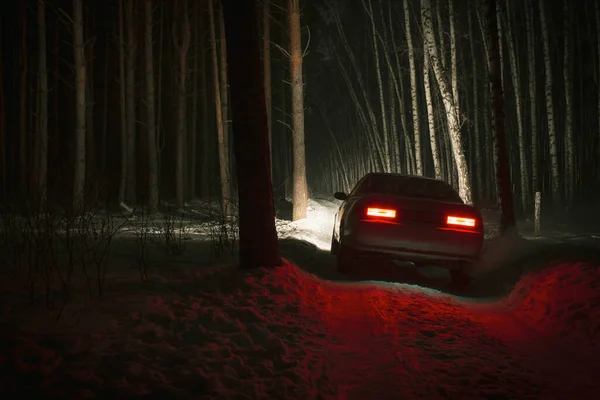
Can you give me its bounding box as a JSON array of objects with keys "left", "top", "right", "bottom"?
[
  {"left": 326, "top": 287, "right": 537, "bottom": 399},
  {"left": 321, "top": 280, "right": 599, "bottom": 399}
]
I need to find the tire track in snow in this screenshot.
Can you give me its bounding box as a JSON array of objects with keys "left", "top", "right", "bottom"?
[
  {"left": 471, "top": 306, "right": 600, "bottom": 399},
  {"left": 320, "top": 283, "right": 549, "bottom": 400},
  {"left": 324, "top": 288, "right": 414, "bottom": 400}
]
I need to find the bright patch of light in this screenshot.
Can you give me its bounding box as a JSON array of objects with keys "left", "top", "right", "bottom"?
[
  {"left": 447, "top": 215, "right": 476, "bottom": 227},
  {"left": 366, "top": 207, "right": 397, "bottom": 218},
  {"left": 277, "top": 198, "right": 340, "bottom": 251}
]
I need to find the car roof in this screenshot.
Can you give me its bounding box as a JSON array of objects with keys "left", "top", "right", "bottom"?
[{"left": 362, "top": 172, "right": 444, "bottom": 183}]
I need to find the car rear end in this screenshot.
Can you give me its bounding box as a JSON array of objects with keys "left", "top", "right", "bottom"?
[{"left": 340, "top": 195, "right": 484, "bottom": 266}]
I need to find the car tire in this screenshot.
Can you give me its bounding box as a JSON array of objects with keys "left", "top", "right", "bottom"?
[
  {"left": 330, "top": 227, "right": 339, "bottom": 255},
  {"left": 336, "top": 246, "right": 355, "bottom": 274},
  {"left": 449, "top": 267, "right": 471, "bottom": 288}
]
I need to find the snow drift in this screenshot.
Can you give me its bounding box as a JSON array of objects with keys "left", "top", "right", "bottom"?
[
  {"left": 2, "top": 256, "right": 600, "bottom": 399},
  {"left": 0, "top": 261, "right": 337, "bottom": 399},
  {"left": 504, "top": 262, "right": 600, "bottom": 347}
]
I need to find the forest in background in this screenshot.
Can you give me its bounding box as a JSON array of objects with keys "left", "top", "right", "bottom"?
[
  {"left": 307, "top": 0, "right": 600, "bottom": 220},
  {"left": 0, "top": 0, "right": 308, "bottom": 219},
  {"left": 0, "top": 0, "right": 599, "bottom": 226}
]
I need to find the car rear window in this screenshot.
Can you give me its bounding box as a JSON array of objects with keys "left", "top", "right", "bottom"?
[{"left": 355, "top": 175, "right": 463, "bottom": 202}]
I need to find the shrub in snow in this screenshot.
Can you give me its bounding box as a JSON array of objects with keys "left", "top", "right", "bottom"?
[
  {"left": 133, "top": 208, "right": 153, "bottom": 281},
  {"left": 206, "top": 198, "right": 238, "bottom": 256},
  {"left": 0, "top": 202, "right": 129, "bottom": 318},
  {"left": 156, "top": 206, "right": 188, "bottom": 256}
]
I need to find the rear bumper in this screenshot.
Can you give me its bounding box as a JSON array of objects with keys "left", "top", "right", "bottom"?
[{"left": 341, "top": 219, "right": 483, "bottom": 264}]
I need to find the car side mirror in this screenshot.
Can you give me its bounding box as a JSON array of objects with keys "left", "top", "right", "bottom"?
[{"left": 334, "top": 192, "right": 348, "bottom": 201}]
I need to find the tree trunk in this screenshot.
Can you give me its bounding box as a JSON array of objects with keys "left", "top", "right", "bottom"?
[
  {"left": 363, "top": 0, "right": 391, "bottom": 173},
  {"left": 289, "top": 0, "right": 309, "bottom": 220},
  {"left": 538, "top": 0, "right": 561, "bottom": 206},
  {"left": 388, "top": 77, "right": 398, "bottom": 171},
  {"left": 436, "top": 0, "right": 446, "bottom": 70},
  {"left": 19, "top": 0, "right": 28, "bottom": 201},
  {"left": 200, "top": 15, "right": 210, "bottom": 198},
  {"left": 596, "top": 1, "right": 600, "bottom": 188},
  {"left": 421, "top": 0, "right": 473, "bottom": 204},
  {"left": 72, "top": 0, "right": 86, "bottom": 210},
  {"left": 173, "top": 0, "right": 190, "bottom": 209},
  {"left": 446, "top": 126, "right": 458, "bottom": 187},
  {"left": 281, "top": 34, "right": 293, "bottom": 200},
  {"left": 125, "top": 0, "right": 137, "bottom": 205},
  {"left": 486, "top": 0, "right": 516, "bottom": 233},
  {"left": 477, "top": 5, "right": 497, "bottom": 202},
  {"left": 388, "top": 3, "right": 414, "bottom": 174},
  {"left": 483, "top": 86, "right": 494, "bottom": 201},
  {"left": 467, "top": 5, "right": 482, "bottom": 202},
  {"left": 376, "top": 3, "right": 399, "bottom": 172},
  {"left": 101, "top": 40, "right": 109, "bottom": 176},
  {"left": 503, "top": 0, "right": 529, "bottom": 211},
  {"left": 494, "top": 2, "right": 504, "bottom": 204},
  {"left": 221, "top": 0, "right": 281, "bottom": 269},
  {"left": 525, "top": 0, "right": 538, "bottom": 195},
  {"left": 334, "top": 46, "right": 384, "bottom": 171},
  {"left": 208, "top": 0, "right": 231, "bottom": 215},
  {"left": 218, "top": 2, "right": 231, "bottom": 194},
  {"left": 0, "top": 27, "right": 4, "bottom": 197},
  {"left": 189, "top": 3, "right": 200, "bottom": 200},
  {"left": 144, "top": 0, "right": 159, "bottom": 213},
  {"left": 563, "top": 0, "right": 574, "bottom": 204},
  {"left": 449, "top": 0, "right": 461, "bottom": 145},
  {"left": 118, "top": 0, "right": 127, "bottom": 205},
  {"left": 263, "top": 0, "right": 273, "bottom": 177},
  {"left": 37, "top": 0, "right": 48, "bottom": 211},
  {"left": 156, "top": 1, "right": 164, "bottom": 193},
  {"left": 404, "top": 0, "right": 423, "bottom": 175},
  {"left": 423, "top": 48, "right": 441, "bottom": 180},
  {"left": 331, "top": 9, "right": 386, "bottom": 171},
  {"left": 53, "top": 19, "right": 59, "bottom": 192},
  {"left": 363, "top": 3, "right": 397, "bottom": 173},
  {"left": 84, "top": 20, "right": 96, "bottom": 206}
]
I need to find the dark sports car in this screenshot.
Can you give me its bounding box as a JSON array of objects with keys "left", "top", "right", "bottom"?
[{"left": 330, "top": 173, "right": 484, "bottom": 285}]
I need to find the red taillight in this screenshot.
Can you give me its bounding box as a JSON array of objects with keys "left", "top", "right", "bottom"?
[
  {"left": 446, "top": 215, "right": 476, "bottom": 227},
  {"left": 366, "top": 207, "right": 397, "bottom": 219}
]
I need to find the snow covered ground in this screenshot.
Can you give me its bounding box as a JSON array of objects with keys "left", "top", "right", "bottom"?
[{"left": 1, "top": 197, "right": 600, "bottom": 399}]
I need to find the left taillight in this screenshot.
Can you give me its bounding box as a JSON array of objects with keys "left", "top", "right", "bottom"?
[
  {"left": 366, "top": 207, "right": 397, "bottom": 219},
  {"left": 446, "top": 215, "right": 477, "bottom": 228}
]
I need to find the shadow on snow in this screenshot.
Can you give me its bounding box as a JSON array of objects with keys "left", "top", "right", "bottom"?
[{"left": 280, "top": 236, "right": 600, "bottom": 300}]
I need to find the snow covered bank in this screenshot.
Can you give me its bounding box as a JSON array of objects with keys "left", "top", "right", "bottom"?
[
  {"left": 2, "top": 257, "right": 599, "bottom": 398},
  {"left": 0, "top": 261, "right": 337, "bottom": 399},
  {"left": 503, "top": 262, "right": 600, "bottom": 347}
]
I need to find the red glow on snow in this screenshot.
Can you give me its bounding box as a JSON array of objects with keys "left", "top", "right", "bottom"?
[{"left": 2, "top": 252, "right": 600, "bottom": 398}]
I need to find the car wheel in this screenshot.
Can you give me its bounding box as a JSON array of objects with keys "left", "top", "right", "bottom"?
[
  {"left": 330, "top": 227, "right": 339, "bottom": 255},
  {"left": 449, "top": 267, "right": 471, "bottom": 288},
  {"left": 336, "top": 246, "right": 355, "bottom": 274}
]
